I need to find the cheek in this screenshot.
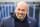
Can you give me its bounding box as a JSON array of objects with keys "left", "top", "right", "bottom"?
[
  {"left": 23, "top": 12, "right": 27, "bottom": 15},
  {"left": 16, "top": 10, "right": 19, "bottom": 14}
]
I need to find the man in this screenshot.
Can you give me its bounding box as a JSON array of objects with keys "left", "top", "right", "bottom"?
[{"left": 0, "top": 1, "right": 38, "bottom": 27}]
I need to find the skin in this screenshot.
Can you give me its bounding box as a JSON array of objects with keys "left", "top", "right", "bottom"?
[{"left": 15, "top": 1, "right": 28, "bottom": 21}]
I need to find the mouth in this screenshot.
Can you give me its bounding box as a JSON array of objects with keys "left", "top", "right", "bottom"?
[
  {"left": 18, "top": 14, "right": 23, "bottom": 16},
  {"left": 18, "top": 14, "right": 22, "bottom": 16}
]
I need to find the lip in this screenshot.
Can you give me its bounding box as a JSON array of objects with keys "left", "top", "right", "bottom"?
[{"left": 18, "top": 14, "right": 22, "bottom": 16}]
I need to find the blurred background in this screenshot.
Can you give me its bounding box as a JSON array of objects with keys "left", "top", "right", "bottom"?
[{"left": 0, "top": 0, "right": 40, "bottom": 27}]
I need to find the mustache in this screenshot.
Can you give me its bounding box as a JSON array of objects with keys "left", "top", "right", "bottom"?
[{"left": 18, "top": 13, "right": 23, "bottom": 15}]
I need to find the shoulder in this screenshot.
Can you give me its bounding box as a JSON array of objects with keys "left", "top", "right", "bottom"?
[
  {"left": 28, "top": 16, "right": 36, "bottom": 21},
  {"left": 0, "top": 16, "right": 11, "bottom": 27},
  {"left": 27, "top": 16, "right": 37, "bottom": 24},
  {"left": 1, "top": 16, "right": 12, "bottom": 22},
  {"left": 27, "top": 16, "right": 38, "bottom": 27}
]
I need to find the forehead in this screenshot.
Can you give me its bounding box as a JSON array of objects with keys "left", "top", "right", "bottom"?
[{"left": 16, "top": 5, "right": 28, "bottom": 10}]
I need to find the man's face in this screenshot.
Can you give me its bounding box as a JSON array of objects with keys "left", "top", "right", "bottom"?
[{"left": 15, "top": 3, "right": 28, "bottom": 21}]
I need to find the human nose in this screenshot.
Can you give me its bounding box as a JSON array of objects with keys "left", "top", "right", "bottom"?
[{"left": 19, "top": 11, "right": 22, "bottom": 13}]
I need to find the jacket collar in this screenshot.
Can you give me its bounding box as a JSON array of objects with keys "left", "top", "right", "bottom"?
[{"left": 10, "top": 12, "right": 28, "bottom": 22}]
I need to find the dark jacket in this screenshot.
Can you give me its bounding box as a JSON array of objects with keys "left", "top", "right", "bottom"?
[{"left": 0, "top": 13, "right": 38, "bottom": 27}]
